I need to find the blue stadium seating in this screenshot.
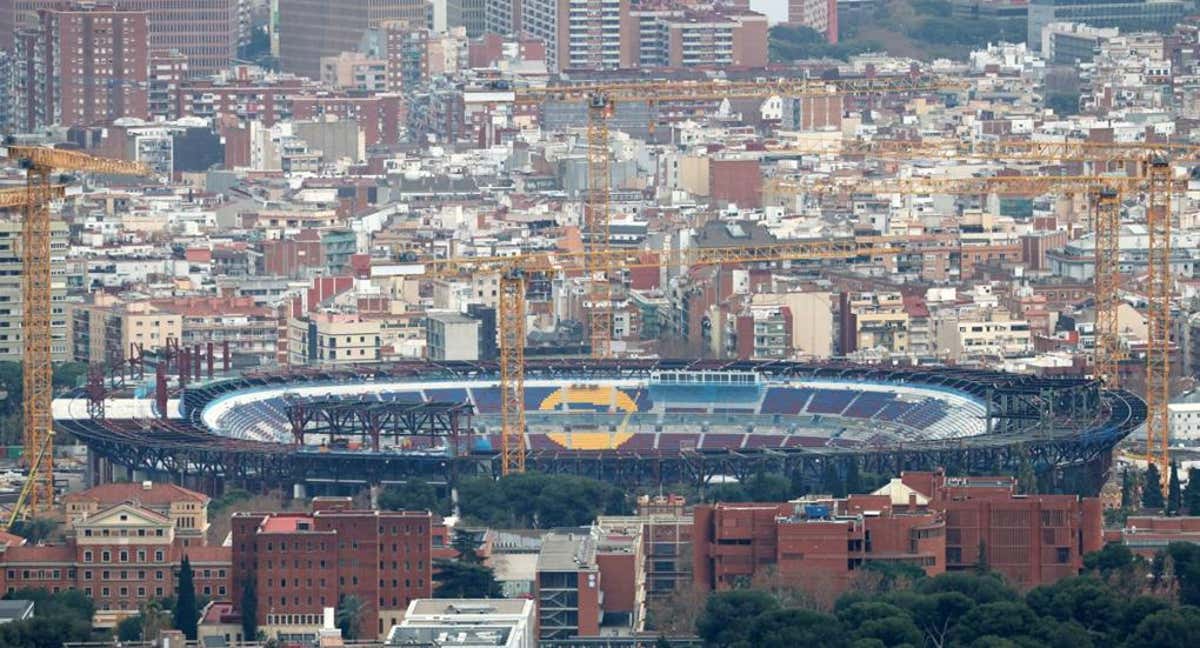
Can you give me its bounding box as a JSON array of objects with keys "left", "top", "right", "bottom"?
[
  {"left": 842, "top": 392, "right": 894, "bottom": 419},
  {"left": 760, "top": 388, "right": 813, "bottom": 415},
  {"left": 470, "top": 387, "right": 502, "bottom": 414},
  {"left": 805, "top": 390, "right": 858, "bottom": 415}
]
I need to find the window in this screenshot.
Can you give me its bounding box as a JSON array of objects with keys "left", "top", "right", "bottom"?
[
  {"left": 101, "top": 551, "right": 110, "bottom": 563},
  {"left": 84, "top": 551, "right": 93, "bottom": 563}
]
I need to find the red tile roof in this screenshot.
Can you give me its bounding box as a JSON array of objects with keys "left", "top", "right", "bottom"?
[
  {"left": 4, "top": 543, "right": 75, "bottom": 562},
  {"left": 62, "top": 482, "right": 208, "bottom": 506},
  {"left": 0, "top": 530, "right": 26, "bottom": 547}
]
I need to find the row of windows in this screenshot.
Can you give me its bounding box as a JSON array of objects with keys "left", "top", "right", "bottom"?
[
  {"left": 83, "top": 548, "right": 166, "bottom": 563},
  {"left": 82, "top": 527, "right": 165, "bottom": 538}
]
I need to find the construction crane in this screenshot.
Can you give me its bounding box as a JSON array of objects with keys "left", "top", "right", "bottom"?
[
  {"left": 769, "top": 167, "right": 1189, "bottom": 485},
  {"left": 516, "top": 75, "right": 966, "bottom": 359},
  {"left": 0, "top": 145, "right": 148, "bottom": 516},
  {"left": 416, "top": 236, "right": 899, "bottom": 474},
  {"left": 766, "top": 136, "right": 1200, "bottom": 166}
]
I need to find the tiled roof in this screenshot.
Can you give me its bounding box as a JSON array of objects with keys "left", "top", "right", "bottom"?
[{"left": 63, "top": 482, "right": 209, "bottom": 506}]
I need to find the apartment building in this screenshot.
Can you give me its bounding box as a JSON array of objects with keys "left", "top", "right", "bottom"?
[
  {"left": 844, "top": 291, "right": 911, "bottom": 356},
  {"left": 1, "top": 0, "right": 237, "bottom": 77},
  {"left": 936, "top": 310, "right": 1033, "bottom": 361},
  {"left": 70, "top": 297, "right": 183, "bottom": 364},
  {"left": 521, "top": 0, "right": 634, "bottom": 72},
  {"left": 319, "top": 52, "right": 389, "bottom": 92},
  {"left": 0, "top": 220, "right": 68, "bottom": 362},
  {"left": 151, "top": 296, "right": 279, "bottom": 363},
  {"left": 231, "top": 498, "right": 433, "bottom": 639},
  {"left": 426, "top": 311, "right": 481, "bottom": 361},
  {"left": 731, "top": 306, "right": 793, "bottom": 360},
  {"left": 287, "top": 313, "right": 382, "bottom": 365},
  {"left": 10, "top": 5, "right": 148, "bottom": 131}
]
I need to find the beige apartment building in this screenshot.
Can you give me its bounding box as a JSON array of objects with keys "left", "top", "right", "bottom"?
[
  {"left": 288, "top": 313, "right": 382, "bottom": 365},
  {"left": 71, "top": 296, "right": 183, "bottom": 364},
  {"left": 935, "top": 310, "right": 1033, "bottom": 361},
  {"left": 850, "top": 292, "right": 911, "bottom": 355}
]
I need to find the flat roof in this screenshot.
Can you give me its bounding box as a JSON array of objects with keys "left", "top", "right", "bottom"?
[
  {"left": 408, "top": 599, "right": 532, "bottom": 616},
  {"left": 537, "top": 528, "right": 597, "bottom": 572}
]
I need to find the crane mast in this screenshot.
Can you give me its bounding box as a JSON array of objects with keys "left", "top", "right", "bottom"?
[{"left": 0, "top": 145, "right": 148, "bottom": 516}]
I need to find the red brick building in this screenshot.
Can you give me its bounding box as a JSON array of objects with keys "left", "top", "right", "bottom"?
[
  {"left": 1106, "top": 516, "right": 1200, "bottom": 558},
  {"left": 11, "top": 4, "right": 149, "bottom": 131},
  {"left": 231, "top": 497, "right": 432, "bottom": 639},
  {"left": 900, "top": 471, "right": 1104, "bottom": 587},
  {"left": 694, "top": 471, "right": 1104, "bottom": 594},
  {"left": 694, "top": 495, "right": 945, "bottom": 596},
  {"left": 0, "top": 482, "right": 230, "bottom": 628}
]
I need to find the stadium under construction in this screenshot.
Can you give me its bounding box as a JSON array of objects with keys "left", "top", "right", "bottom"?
[{"left": 53, "top": 360, "right": 1145, "bottom": 497}]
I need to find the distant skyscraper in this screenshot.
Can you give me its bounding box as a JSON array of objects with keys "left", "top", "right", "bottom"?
[
  {"left": 11, "top": 5, "right": 150, "bottom": 131},
  {"left": 278, "top": 0, "right": 429, "bottom": 80},
  {"left": 0, "top": 0, "right": 238, "bottom": 77},
  {"left": 521, "top": 0, "right": 635, "bottom": 72}
]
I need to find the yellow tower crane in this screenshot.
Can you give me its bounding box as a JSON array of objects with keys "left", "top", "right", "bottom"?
[
  {"left": 0, "top": 145, "right": 149, "bottom": 515},
  {"left": 416, "top": 237, "right": 898, "bottom": 474},
  {"left": 516, "top": 76, "right": 966, "bottom": 360},
  {"left": 769, "top": 165, "right": 1196, "bottom": 486}
]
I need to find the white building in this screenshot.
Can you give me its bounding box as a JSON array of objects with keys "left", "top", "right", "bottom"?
[{"left": 386, "top": 599, "right": 536, "bottom": 648}]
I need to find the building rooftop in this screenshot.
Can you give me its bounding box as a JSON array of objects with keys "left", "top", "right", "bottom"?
[
  {"left": 537, "top": 527, "right": 597, "bottom": 572},
  {"left": 63, "top": 481, "right": 209, "bottom": 506}
]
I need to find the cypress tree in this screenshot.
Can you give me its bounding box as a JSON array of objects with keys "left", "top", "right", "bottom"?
[
  {"left": 240, "top": 576, "right": 257, "bottom": 642},
  {"left": 174, "top": 555, "right": 198, "bottom": 639},
  {"left": 1168, "top": 462, "right": 1183, "bottom": 516},
  {"left": 1143, "top": 464, "right": 1165, "bottom": 509},
  {"left": 1186, "top": 467, "right": 1200, "bottom": 516},
  {"left": 1120, "top": 469, "right": 1135, "bottom": 509}
]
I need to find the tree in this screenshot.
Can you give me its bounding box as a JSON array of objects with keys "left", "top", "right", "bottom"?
[
  {"left": 949, "top": 601, "right": 1039, "bottom": 646},
  {"left": 695, "top": 590, "right": 779, "bottom": 647},
  {"left": 1169, "top": 462, "right": 1184, "bottom": 516},
  {"left": 821, "top": 461, "right": 845, "bottom": 497},
  {"left": 975, "top": 540, "right": 989, "bottom": 574},
  {"left": 433, "top": 559, "right": 503, "bottom": 598},
  {"left": 377, "top": 479, "right": 446, "bottom": 514},
  {"left": 174, "top": 556, "right": 198, "bottom": 640},
  {"left": 240, "top": 577, "right": 258, "bottom": 642},
  {"left": 1187, "top": 467, "right": 1200, "bottom": 516},
  {"left": 749, "top": 608, "right": 848, "bottom": 647},
  {"left": 655, "top": 635, "right": 671, "bottom": 648},
  {"left": 451, "top": 528, "right": 484, "bottom": 565},
  {"left": 1121, "top": 469, "right": 1135, "bottom": 509},
  {"left": 457, "top": 473, "right": 624, "bottom": 528},
  {"left": 1125, "top": 606, "right": 1200, "bottom": 647},
  {"left": 336, "top": 594, "right": 366, "bottom": 640},
  {"left": 1083, "top": 543, "right": 1135, "bottom": 574},
  {"left": 1143, "top": 464, "right": 1165, "bottom": 509},
  {"left": 746, "top": 469, "right": 792, "bottom": 502},
  {"left": 8, "top": 517, "right": 59, "bottom": 544},
  {"left": 845, "top": 459, "right": 863, "bottom": 496},
  {"left": 116, "top": 615, "right": 144, "bottom": 641}
]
